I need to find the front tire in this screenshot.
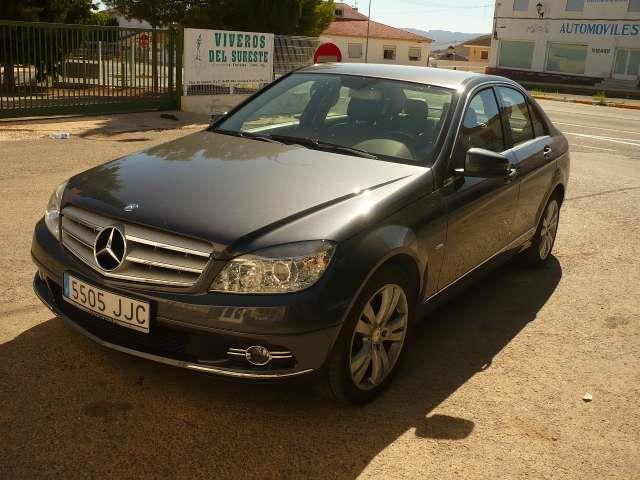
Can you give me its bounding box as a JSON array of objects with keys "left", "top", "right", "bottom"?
[
  {"left": 318, "top": 265, "right": 415, "bottom": 404},
  {"left": 521, "top": 193, "right": 561, "bottom": 267}
]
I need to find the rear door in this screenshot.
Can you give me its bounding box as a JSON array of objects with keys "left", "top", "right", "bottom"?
[
  {"left": 437, "top": 87, "right": 519, "bottom": 291},
  {"left": 495, "top": 86, "right": 557, "bottom": 239}
]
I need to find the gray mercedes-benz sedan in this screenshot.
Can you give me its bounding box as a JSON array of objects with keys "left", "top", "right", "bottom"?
[{"left": 32, "top": 63, "right": 569, "bottom": 403}]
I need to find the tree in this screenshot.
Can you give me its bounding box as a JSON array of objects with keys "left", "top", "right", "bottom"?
[
  {"left": 87, "top": 11, "right": 120, "bottom": 27},
  {"left": 0, "top": 0, "right": 102, "bottom": 92},
  {"left": 297, "top": 0, "right": 336, "bottom": 37},
  {"left": 182, "top": 0, "right": 335, "bottom": 37},
  {"left": 0, "top": 0, "right": 96, "bottom": 23},
  {"left": 103, "top": 0, "right": 197, "bottom": 28}
]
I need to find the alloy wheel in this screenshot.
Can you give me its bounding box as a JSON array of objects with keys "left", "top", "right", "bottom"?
[
  {"left": 539, "top": 199, "right": 559, "bottom": 260},
  {"left": 349, "top": 284, "right": 408, "bottom": 390}
]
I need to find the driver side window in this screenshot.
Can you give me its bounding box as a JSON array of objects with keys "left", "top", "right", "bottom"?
[{"left": 453, "top": 89, "right": 505, "bottom": 168}]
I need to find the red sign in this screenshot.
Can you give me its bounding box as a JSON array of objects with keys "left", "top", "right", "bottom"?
[
  {"left": 139, "top": 33, "right": 150, "bottom": 49},
  {"left": 314, "top": 43, "right": 342, "bottom": 63}
]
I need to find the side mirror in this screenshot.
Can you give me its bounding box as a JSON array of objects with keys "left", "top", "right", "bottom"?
[
  {"left": 209, "top": 111, "right": 228, "bottom": 125},
  {"left": 454, "top": 148, "right": 513, "bottom": 178}
]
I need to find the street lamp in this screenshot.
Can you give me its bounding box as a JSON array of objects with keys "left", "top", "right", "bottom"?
[{"left": 536, "top": 1, "right": 544, "bottom": 18}]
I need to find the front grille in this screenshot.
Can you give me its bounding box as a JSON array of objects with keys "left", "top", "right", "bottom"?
[{"left": 61, "top": 205, "right": 214, "bottom": 287}]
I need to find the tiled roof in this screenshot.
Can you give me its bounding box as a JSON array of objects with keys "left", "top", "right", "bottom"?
[
  {"left": 464, "top": 34, "right": 492, "bottom": 47},
  {"left": 323, "top": 19, "right": 432, "bottom": 42},
  {"left": 334, "top": 2, "right": 369, "bottom": 20}
]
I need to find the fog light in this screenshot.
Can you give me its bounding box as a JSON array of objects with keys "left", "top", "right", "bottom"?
[{"left": 245, "top": 345, "right": 272, "bottom": 366}]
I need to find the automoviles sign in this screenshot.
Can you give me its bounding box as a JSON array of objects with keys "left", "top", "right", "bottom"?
[
  {"left": 184, "top": 28, "right": 274, "bottom": 91},
  {"left": 559, "top": 22, "right": 640, "bottom": 36}
]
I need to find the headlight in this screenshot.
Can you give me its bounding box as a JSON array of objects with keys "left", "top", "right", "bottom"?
[
  {"left": 44, "top": 181, "right": 68, "bottom": 239},
  {"left": 211, "top": 241, "right": 335, "bottom": 294}
]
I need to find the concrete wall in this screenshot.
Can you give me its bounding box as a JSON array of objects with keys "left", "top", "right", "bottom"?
[
  {"left": 495, "top": 0, "right": 640, "bottom": 20},
  {"left": 434, "top": 60, "right": 488, "bottom": 73},
  {"left": 181, "top": 94, "right": 250, "bottom": 116},
  {"left": 490, "top": 1, "right": 640, "bottom": 79},
  {"left": 319, "top": 35, "right": 431, "bottom": 66}
]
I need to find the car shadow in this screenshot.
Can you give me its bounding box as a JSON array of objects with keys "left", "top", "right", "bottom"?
[{"left": 0, "top": 257, "right": 561, "bottom": 479}]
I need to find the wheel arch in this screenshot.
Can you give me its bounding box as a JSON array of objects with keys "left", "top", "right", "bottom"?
[
  {"left": 535, "top": 179, "right": 566, "bottom": 227},
  {"left": 553, "top": 183, "right": 565, "bottom": 205},
  {"left": 337, "top": 242, "right": 425, "bottom": 329}
]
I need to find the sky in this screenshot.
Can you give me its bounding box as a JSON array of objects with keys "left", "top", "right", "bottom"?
[
  {"left": 96, "top": 1, "right": 495, "bottom": 35},
  {"left": 345, "top": 0, "right": 494, "bottom": 33}
]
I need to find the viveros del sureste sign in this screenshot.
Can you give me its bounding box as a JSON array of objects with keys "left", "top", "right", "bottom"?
[{"left": 184, "top": 28, "right": 274, "bottom": 92}]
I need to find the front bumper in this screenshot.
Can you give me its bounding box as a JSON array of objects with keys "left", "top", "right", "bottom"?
[{"left": 31, "top": 220, "right": 345, "bottom": 380}]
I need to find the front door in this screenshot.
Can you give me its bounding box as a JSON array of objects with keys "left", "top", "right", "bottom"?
[
  {"left": 437, "top": 88, "right": 519, "bottom": 291},
  {"left": 495, "top": 86, "right": 557, "bottom": 238},
  {"left": 612, "top": 48, "right": 640, "bottom": 80}
]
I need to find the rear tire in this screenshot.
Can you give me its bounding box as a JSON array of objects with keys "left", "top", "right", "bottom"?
[
  {"left": 520, "top": 193, "right": 561, "bottom": 267},
  {"left": 318, "top": 265, "right": 415, "bottom": 404}
]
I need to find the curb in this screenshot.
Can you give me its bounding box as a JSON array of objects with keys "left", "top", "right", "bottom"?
[{"left": 531, "top": 94, "right": 640, "bottom": 111}]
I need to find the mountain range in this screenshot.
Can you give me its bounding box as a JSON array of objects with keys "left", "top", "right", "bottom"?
[{"left": 404, "top": 29, "right": 490, "bottom": 51}]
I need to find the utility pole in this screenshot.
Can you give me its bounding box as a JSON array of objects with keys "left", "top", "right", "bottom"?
[{"left": 364, "top": 0, "right": 372, "bottom": 63}]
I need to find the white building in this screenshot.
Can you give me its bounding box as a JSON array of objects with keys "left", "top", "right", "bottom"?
[
  {"left": 102, "top": 9, "right": 153, "bottom": 29},
  {"left": 318, "top": 3, "right": 432, "bottom": 66},
  {"left": 488, "top": 0, "right": 640, "bottom": 86}
]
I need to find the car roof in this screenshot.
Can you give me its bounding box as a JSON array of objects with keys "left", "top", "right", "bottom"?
[{"left": 297, "top": 63, "right": 518, "bottom": 91}]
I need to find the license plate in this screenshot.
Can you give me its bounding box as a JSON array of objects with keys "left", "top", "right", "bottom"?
[{"left": 63, "top": 273, "right": 150, "bottom": 333}]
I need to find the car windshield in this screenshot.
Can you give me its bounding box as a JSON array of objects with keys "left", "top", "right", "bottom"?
[{"left": 214, "top": 73, "right": 454, "bottom": 165}]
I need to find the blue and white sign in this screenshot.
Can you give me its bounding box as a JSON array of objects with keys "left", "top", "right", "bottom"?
[{"left": 559, "top": 22, "right": 640, "bottom": 36}]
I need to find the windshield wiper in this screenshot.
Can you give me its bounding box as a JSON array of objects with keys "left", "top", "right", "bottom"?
[
  {"left": 213, "top": 129, "right": 284, "bottom": 145},
  {"left": 214, "top": 130, "right": 378, "bottom": 159},
  {"left": 266, "top": 134, "right": 379, "bottom": 159}
]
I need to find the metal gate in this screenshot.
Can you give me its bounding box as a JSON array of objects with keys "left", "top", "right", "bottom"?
[{"left": 0, "top": 21, "right": 182, "bottom": 118}]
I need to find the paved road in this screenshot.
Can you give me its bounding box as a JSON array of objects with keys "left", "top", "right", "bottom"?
[
  {"left": 0, "top": 104, "right": 638, "bottom": 479},
  {"left": 539, "top": 100, "right": 640, "bottom": 158}
]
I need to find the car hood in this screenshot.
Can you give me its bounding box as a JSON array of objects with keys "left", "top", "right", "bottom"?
[{"left": 64, "top": 131, "right": 425, "bottom": 254}]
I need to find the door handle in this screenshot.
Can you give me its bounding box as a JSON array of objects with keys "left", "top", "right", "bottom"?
[
  {"left": 543, "top": 146, "right": 552, "bottom": 159},
  {"left": 506, "top": 167, "right": 518, "bottom": 180}
]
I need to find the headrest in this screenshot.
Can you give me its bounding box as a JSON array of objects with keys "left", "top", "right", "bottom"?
[
  {"left": 404, "top": 98, "right": 429, "bottom": 118},
  {"left": 382, "top": 87, "right": 406, "bottom": 117},
  {"left": 347, "top": 97, "right": 382, "bottom": 122}
]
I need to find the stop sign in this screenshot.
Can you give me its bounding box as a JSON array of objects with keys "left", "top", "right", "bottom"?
[{"left": 139, "top": 33, "right": 150, "bottom": 49}]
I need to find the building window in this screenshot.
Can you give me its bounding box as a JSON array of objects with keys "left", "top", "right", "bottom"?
[
  {"left": 481, "top": 50, "right": 489, "bottom": 60},
  {"left": 513, "top": 0, "right": 529, "bottom": 11},
  {"left": 629, "top": 0, "right": 640, "bottom": 11},
  {"left": 613, "top": 48, "right": 640, "bottom": 76},
  {"left": 546, "top": 43, "right": 588, "bottom": 74},
  {"left": 498, "top": 40, "right": 534, "bottom": 69},
  {"left": 409, "top": 47, "right": 421, "bottom": 61},
  {"left": 348, "top": 43, "right": 363, "bottom": 58},
  {"left": 383, "top": 46, "right": 396, "bottom": 60},
  {"left": 566, "top": 0, "right": 584, "bottom": 11},
  {"left": 335, "top": 8, "right": 344, "bottom": 17}
]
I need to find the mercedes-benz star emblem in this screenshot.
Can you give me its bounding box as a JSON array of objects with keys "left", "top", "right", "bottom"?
[
  {"left": 123, "top": 203, "right": 139, "bottom": 212},
  {"left": 94, "top": 226, "right": 126, "bottom": 271}
]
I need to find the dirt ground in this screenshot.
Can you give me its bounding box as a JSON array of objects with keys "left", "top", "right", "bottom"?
[{"left": 0, "top": 103, "right": 638, "bottom": 479}]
